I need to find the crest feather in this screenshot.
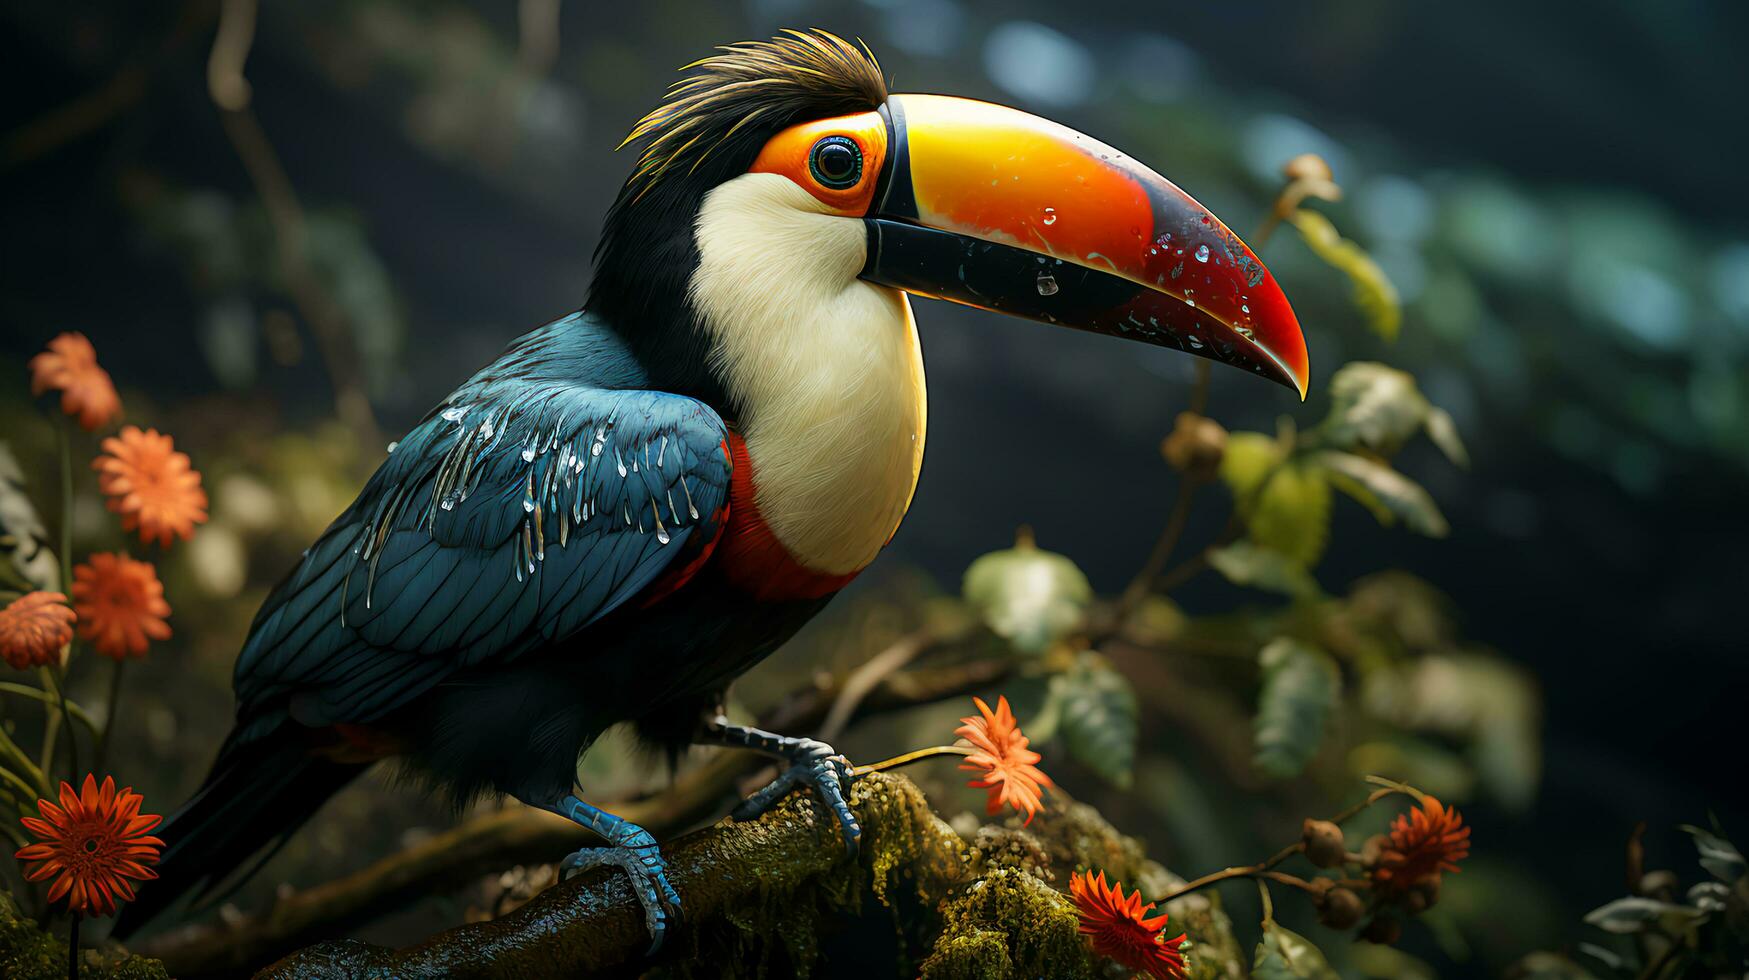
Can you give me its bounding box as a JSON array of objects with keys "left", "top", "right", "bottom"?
[{"left": 619, "top": 30, "right": 887, "bottom": 201}]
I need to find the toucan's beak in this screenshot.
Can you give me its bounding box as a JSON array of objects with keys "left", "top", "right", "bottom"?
[{"left": 861, "top": 94, "right": 1309, "bottom": 398}]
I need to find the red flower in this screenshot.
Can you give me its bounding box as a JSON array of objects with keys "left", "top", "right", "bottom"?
[
  {"left": 71, "top": 553, "right": 171, "bottom": 660},
  {"left": 1070, "top": 869, "right": 1188, "bottom": 980},
  {"left": 1372, "top": 796, "right": 1471, "bottom": 896},
  {"left": 93, "top": 426, "right": 209, "bottom": 547},
  {"left": 0, "top": 591, "right": 75, "bottom": 670},
  {"left": 956, "top": 695, "right": 1052, "bottom": 824},
  {"left": 14, "top": 774, "right": 164, "bottom": 917},
  {"left": 29, "top": 332, "right": 121, "bottom": 431}
]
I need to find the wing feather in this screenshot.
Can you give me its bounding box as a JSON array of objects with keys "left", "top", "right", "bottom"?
[{"left": 233, "top": 370, "right": 731, "bottom": 730}]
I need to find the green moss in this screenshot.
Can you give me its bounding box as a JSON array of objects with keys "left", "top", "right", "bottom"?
[
  {"left": 0, "top": 894, "right": 168, "bottom": 980},
  {"left": 922, "top": 868, "right": 1093, "bottom": 980}
]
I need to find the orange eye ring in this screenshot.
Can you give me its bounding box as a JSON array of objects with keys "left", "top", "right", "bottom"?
[{"left": 749, "top": 109, "right": 887, "bottom": 215}]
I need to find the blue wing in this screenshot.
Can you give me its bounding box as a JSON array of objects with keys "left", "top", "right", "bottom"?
[{"left": 233, "top": 320, "right": 731, "bottom": 735}]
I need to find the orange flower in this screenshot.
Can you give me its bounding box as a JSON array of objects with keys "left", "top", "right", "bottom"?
[
  {"left": 15, "top": 774, "right": 163, "bottom": 917},
  {"left": 71, "top": 553, "right": 171, "bottom": 660},
  {"left": 1372, "top": 796, "right": 1471, "bottom": 896},
  {"left": 29, "top": 332, "right": 121, "bottom": 431},
  {"left": 93, "top": 426, "right": 208, "bottom": 547},
  {"left": 1070, "top": 870, "right": 1188, "bottom": 980},
  {"left": 957, "top": 695, "right": 1052, "bottom": 824},
  {"left": 0, "top": 591, "right": 75, "bottom": 670}
]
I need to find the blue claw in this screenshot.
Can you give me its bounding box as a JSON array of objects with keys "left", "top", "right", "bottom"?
[
  {"left": 549, "top": 794, "right": 682, "bottom": 955},
  {"left": 731, "top": 740, "right": 862, "bottom": 858}
]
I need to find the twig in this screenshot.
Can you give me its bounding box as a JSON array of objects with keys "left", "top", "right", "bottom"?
[
  {"left": 817, "top": 628, "right": 937, "bottom": 742},
  {"left": 209, "top": 1, "right": 379, "bottom": 444},
  {"left": 0, "top": 1, "right": 215, "bottom": 170},
  {"left": 1149, "top": 782, "right": 1422, "bottom": 906},
  {"left": 1151, "top": 842, "right": 1308, "bottom": 905},
  {"left": 1115, "top": 362, "right": 1214, "bottom": 618},
  {"left": 1117, "top": 474, "right": 1198, "bottom": 616},
  {"left": 205, "top": 0, "right": 256, "bottom": 112}
]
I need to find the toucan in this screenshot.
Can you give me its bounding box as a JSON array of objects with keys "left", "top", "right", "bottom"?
[{"left": 114, "top": 30, "right": 1307, "bottom": 948}]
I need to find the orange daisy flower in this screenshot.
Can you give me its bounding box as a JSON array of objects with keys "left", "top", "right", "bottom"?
[
  {"left": 1371, "top": 795, "right": 1471, "bottom": 896},
  {"left": 15, "top": 774, "right": 164, "bottom": 917},
  {"left": 0, "top": 591, "right": 75, "bottom": 670},
  {"left": 71, "top": 553, "right": 171, "bottom": 660},
  {"left": 956, "top": 695, "right": 1053, "bottom": 824},
  {"left": 29, "top": 332, "right": 121, "bottom": 431},
  {"left": 93, "top": 426, "right": 208, "bottom": 547},
  {"left": 1070, "top": 870, "right": 1188, "bottom": 980}
]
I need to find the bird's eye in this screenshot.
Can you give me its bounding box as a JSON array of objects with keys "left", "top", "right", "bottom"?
[{"left": 808, "top": 136, "right": 862, "bottom": 190}]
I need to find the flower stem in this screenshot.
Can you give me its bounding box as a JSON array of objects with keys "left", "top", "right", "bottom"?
[
  {"left": 852, "top": 744, "right": 972, "bottom": 776},
  {"left": 42, "top": 418, "right": 79, "bottom": 782},
  {"left": 57, "top": 418, "right": 73, "bottom": 596},
  {"left": 94, "top": 659, "right": 124, "bottom": 773},
  {"left": 68, "top": 913, "right": 80, "bottom": 980}
]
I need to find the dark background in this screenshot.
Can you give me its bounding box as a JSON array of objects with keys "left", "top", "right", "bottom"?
[{"left": 3, "top": 1, "right": 1745, "bottom": 975}]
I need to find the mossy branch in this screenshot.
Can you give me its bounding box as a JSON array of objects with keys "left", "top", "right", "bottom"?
[
  {"left": 253, "top": 772, "right": 1250, "bottom": 980},
  {"left": 256, "top": 772, "right": 962, "bottom": 979},
  {"left": 137, "top": 655, "right": 1014, "bottom": 978}
]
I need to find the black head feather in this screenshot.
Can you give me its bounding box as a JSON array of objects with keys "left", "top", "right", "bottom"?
[{"left": 586, "top": 30, "right": 887, "bottom": 408}]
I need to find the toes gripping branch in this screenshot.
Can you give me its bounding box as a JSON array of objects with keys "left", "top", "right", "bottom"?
[
  {"left": 548, "top": 795, "right": 682, "bottom": 955},
  {"left": 705, "top": 718, "right": 862, "bottom": 856}
]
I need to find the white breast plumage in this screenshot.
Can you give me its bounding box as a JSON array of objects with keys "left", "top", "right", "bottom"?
[{"left": 689, "top": 173, "right": 928, "bottom": 576}]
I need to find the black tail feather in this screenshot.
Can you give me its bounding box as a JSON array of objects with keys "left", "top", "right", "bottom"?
[{"left": 112, "top": 730, "right": 365, "bottom": 938}]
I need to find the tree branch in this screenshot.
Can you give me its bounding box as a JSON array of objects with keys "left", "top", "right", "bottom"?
[
  {"left": 136, "top": 656, "right": 1015, "bottom": 978},
  {"left": 255, "top": 772, "right": 961, "bottom": 979},
  {"left": 253, "top": 772, "right": 1251, "bottom": 980}
]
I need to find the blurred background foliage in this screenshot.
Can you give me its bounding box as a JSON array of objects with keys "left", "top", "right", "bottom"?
[{"left": 2, "top": 1, "right": 1745, "bottom": 977}]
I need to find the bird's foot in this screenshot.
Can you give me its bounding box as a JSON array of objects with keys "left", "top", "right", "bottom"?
[
  {"left": 547, "top": 794, "right": 682, "bottom": 955},
  {"left": 728, "top": 735, "right": 861, "bottom": 857}
]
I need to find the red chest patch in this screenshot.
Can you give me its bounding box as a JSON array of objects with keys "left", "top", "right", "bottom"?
[
  {"left": 638, "top": 433, "right": 859, "bottom": 607},
  {"left": 715, "top": 432, "right": 861, "bottom": 601}
]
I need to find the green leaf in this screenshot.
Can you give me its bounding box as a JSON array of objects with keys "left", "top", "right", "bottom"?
[
  {"left": 1424, "top": 407, "right": 1470, "bottom": 469},
  {"left": 1679, "top": 824, "right": 1746, "bottom": 882},
  {"left": 1307, "top": 450, "right": 1449, "bottom": 537},
  {"left": 1323, "top": 468, "right": 1395, "bottom": 527},
  {"left": 1582, "top": 897, "right": 1706, "bottom": 936},
  {"left": 1361, "top": 653, "right": 1541, "bottom": 811},
  {"left": 962, "top": 533, "right": 1093, "bottom": 655},
  {"left": 1052, "top": 652, "right": 1139, "bottom": 788},
  {"left": 1252, "top": 921, "right": 1340, "bottom": 980},
  {"left": 1221, "top": 431, "right": 1286, "bottom": 501},
  {"left": 1253, "top": 639, "right": 1341, "bottom": 779},
  {"left": 0, "top": 443, "right": 61, "bottom": 593},
  {"left": 1287, "top": 208, "right": 1401, "bottom": 342},
  {"left": 1248, "top": 465, "right": 1333, "bottom": 566},
  {"left": 1321, "top": 362, "right": 1432, "bottom": 457},
  {"left": 1208, "top": 542, "right": 1321, "bottom": 599}
]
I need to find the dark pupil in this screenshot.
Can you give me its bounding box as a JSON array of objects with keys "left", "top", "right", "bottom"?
[{"left": 817, "top": 143, "right": 855, "bottom": 181}]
